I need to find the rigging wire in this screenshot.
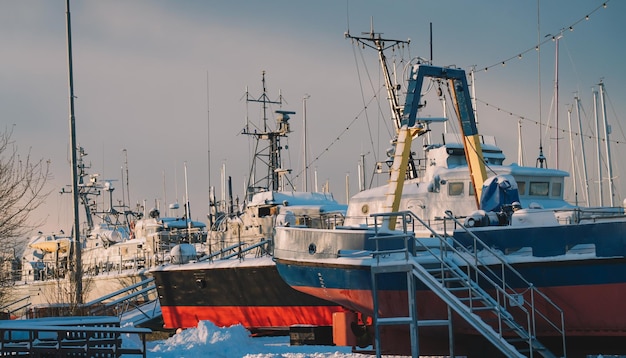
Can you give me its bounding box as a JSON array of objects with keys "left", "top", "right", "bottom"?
[
  {"left": 351, "top": 39, "right": 383, "bottom": 167},
  {"left": 475, "top": 98, "right": 626, "bottom": 146},
  {"left": 290, "top": 94, "right": 381, "bottom": 183},
  {"left": 474, "top": 1, "right": 610, "bottom": 73}
]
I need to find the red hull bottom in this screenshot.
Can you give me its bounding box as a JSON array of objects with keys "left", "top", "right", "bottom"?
[
  {"left": 297, "top": 283, "right": 626, "bottom": 333},
  {"left": 295, "top": 283, "right": 626, "bottom": 356},
  {"left": 160, "top": 305, "right": 341, "bottom": 332}
]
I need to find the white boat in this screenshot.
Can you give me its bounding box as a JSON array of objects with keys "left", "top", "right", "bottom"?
[
  {"left": 150, "top": 72, "right": 347, "bottom": 334},
  {"left": 272, "top": 29, "right": 626, "bottom": 357},
  {"left": 3, "top": 150, "right": 209, "bottom": 317}
]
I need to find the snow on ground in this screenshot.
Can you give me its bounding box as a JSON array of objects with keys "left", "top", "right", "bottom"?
[
  {"left": 140, "top": 321, "right": 372, "bottom": 358},
  {"left": 128, "top": 321, "right": 622, "bottom": 358}
]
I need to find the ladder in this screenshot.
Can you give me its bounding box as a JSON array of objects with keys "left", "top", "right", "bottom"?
[{"left": 369, "top": 211, "right": 566, "bottom": 358}]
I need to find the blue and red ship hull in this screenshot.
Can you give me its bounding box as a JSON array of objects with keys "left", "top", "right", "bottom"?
[{"left": 275, "top": 254, "right": 626, "bottom": 356}]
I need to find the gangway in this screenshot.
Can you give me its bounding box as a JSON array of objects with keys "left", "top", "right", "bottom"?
[
  {"left": 0, "top": 296, "right": 31, "bottom": 319},
  {"left": 84, "top": 277, "right": 160, "bottom": 327},
  {"left": 368, "top": 210, "right": 566, "bottom": 358},
  {"left": 199, "top": 239, "right": 271, "bottom": 262}
]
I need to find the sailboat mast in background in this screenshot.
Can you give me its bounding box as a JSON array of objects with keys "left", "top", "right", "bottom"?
[{"left": 65, "top": 0, "right": 83, "bottom": 307}]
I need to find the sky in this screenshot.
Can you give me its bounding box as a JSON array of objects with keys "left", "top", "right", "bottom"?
[{"left": 1, "top": 0, "right": 625, "bottom": 236}]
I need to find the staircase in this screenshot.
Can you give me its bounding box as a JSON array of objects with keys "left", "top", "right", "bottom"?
[
  {"left": 368, "top": 211, "right": 566, "bottom": 358},
  {"left": 85, "top": 277, "right": 161, "bottom": 327}
]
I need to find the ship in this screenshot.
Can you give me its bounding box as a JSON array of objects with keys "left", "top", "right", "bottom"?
[
  {"left": 150, "top": 72, "right": 347, "bottom": 334},
  {"left": 3, "top": 148, "right": 208, "bottom": 317},
  {"left": 273, "top": 30, "right": 626, "bottom": 357}
]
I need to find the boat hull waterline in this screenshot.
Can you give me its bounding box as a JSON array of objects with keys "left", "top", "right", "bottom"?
[{"left": 154, "top": 257, "right": 343, "bottom": 332}]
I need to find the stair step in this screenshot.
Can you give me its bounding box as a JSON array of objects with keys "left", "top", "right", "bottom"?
[
  {"left": 371, "top": 264, "right": 413, "bottom": 274},
  {"left": 447, "top": 286, "right": 471, "bottom": 292},
  {"left": 506, "top": 337, "right": 531, "bottom": 344},
  {"left": 376, "top": 317, "right": 414, "bottom": 326},
  {"left": 441, "top": 276, "right": 467, "bottom": 282},
  {"left": 470, "top": 306, "right": 495, "bottom": 312}
]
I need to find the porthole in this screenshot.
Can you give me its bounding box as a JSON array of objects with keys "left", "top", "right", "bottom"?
[{"left": 195, "top": 278, "right": 206, "bottom": 289}]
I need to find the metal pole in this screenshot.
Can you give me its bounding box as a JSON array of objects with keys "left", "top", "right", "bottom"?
[
  {"left": 302, "top": 94, "right": 310, "bottom": 191},
  {"left": 599, "top": 82, "right": 614, "bottom": 206},
  {"left": 66, "top": 0, "right": 82, "bottom": 306},
  {"left": 575, "top": 96, "right": 590, "bottom": 205},
  {"left": 567, "top": 107, "right": 578, "bottom": 202},
  {"left": 593, "top": 89, "right": 603, "bottom": 206},
  {"left": 554, "top": 34, "right": 562, "bottom": 170}
]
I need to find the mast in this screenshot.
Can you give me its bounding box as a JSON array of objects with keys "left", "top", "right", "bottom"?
[
  {"left": 302, "top": 94, "right": 310, "bottom": 191},
  {"left": 184, "top": 162, "right": 191, "bottom": 232},
  {"left": 243, "top": 72, "right": 294, "bottom": 199},
  {"left": 553, "top": 33, "right": 562, "bottom": 169},
  {"left": 65, "top": 0, "right": 82, "bottom": 307},
  {"left": 517, "top": 119, "right": 525, "bottom": 166},
  {"left": 567, "top": 107, "right": 578, "bottom": 202},
  {"left": 598, "top": 81, "right": 614, "bottom": 206},
  {"left": 123, "top": 148, "right": 130, "bottom": 209},
  {"left": 346, "top": 26, "right": 419, "bottom": 179},
  {"left": 593, "top": 88, "right": 603, "bottom": 206},
  {"left": 575, "top": 96, "right": 590, "bottom": 205},
  {"left": 535, "top": 3, "right": 547, "bottom": 169}
]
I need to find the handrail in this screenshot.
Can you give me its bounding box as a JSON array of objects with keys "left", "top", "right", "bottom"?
[
  {"left": 0, "top": 295, "right": 30, "bottom": 311},
  {"left": 443, "top": 210, "right": 566, "bottom": 337},
  {"left": 199, "top": 239, "right": 271, "bottom": 262},
  {"left": 0, "top": 323, "right": 150, "bottom": 358},
  {"left": 370, "top": 210, "right": 566, "bottom": 357},
  {"left": 84, "top": 277, "right": 154, "bottom": 307},
  {"left": 91, "top": 285, "right": 156, "bottom": 312}
]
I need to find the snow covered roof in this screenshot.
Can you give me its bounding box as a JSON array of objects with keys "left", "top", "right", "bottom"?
[{"left": 248, "top": 191, "right": 340, "bottom": 207}]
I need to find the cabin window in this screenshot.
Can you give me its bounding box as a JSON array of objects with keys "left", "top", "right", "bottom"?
[
  {"left": 258, "top": 206, "right": 272, "bottom": 217},
  {"left": 551, "top": 182, "right": 562, "bottom": 197},
  {"left": 448, "top": 182, "right": 464, "bottom": 196},
  {"left": 529, "top": 182, "right": 549, "bottom": 196},
  {"left": 468, "top": 182, "right": 475, "bottom": 196},
  {"left": 517, "top": 181, "right": 526, "bottom": 195}
]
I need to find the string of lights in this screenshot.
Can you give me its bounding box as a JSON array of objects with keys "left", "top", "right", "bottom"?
[
  {"left": 475, "top": 1, "right": 610, "bottom": 73},
  {"left": 290, "top": 94, "right": 376, "bottom": 183},
  {"left": 475, "top": 97, "right": 625, "bottom": 146}
]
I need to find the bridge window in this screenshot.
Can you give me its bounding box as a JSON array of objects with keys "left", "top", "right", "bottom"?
[
  {"left": 551, "top": 182, "right": 562, "bottom": 197},
  {"left": 258, "top": 206, "right": 271, "bottom": 217},
  {"left": 529, "top": 182, "right": 549, "bottom": 196},
  {"left": 517, "top": 181, "right": 526, "bottom": 195},
  {"left": 448, "top": 182, "right": 464, "bottom": 196}
]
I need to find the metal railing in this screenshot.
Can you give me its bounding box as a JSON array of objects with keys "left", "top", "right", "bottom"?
[{"left": 368, "top": 210, "right": 566, "bottom": 358}]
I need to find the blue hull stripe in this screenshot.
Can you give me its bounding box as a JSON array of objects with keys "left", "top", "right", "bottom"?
[{"left": 276, "top": 257, "right": 626, "bottom": 291}]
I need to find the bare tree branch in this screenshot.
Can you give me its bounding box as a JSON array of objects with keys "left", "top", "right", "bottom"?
[{"left": 0, "top": 127, "right": 52, "bottom": 248}]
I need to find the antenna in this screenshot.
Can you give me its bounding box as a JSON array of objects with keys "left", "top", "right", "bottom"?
[
  {"left": 302, "top": 94, "right": 311, "bottom": 191},
  {"left": 184, "top": 162, "right": 191, "bottom": 232},
  {"left": 345, "top": 0, "right": 351, "bottom": 37},
  {"left": 242, "top": 72, "right": 294, "bottom": 198},
  {"left": 536, "top": 0, "right": 546, "bottom": 169},
  {"left": 430, "top": 22, "right": 433, "bottom": 63},
  {"left": 123, "top": 148, "right": 130, "bottom": 208}
]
